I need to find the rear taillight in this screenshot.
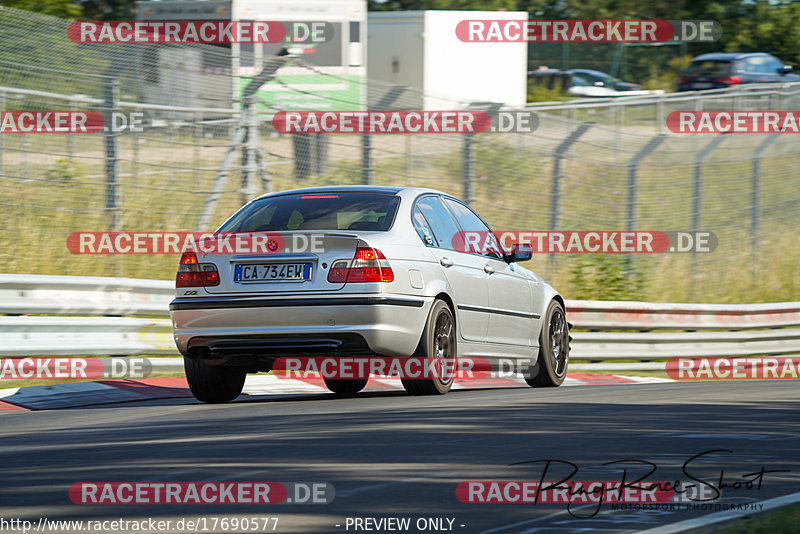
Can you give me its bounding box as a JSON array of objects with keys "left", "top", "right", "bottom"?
[
  {"left": 716, "top": 76, "right": 741, "bottom": 85},
  {"left": 678, "top": 76, "right": 689, "bottom": 84},
  {"left": 176, "top": 252, "right": 220, "bottom": 287},
  {"left": 327, "top": 247, "right": 394, "bottom": 283}
]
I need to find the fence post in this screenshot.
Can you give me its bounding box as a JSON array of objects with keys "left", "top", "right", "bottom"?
[
  {"left": 462, "top": 133, "right": 475, "bottom": 205},
  {"left": 362, "top": 133, "right": 372, "bottom": 185},
  {"left": 132, "top": 106, "right": 140, "bottom": 187},
  {"left": 104, "top": 78, "right": 121, "bottom": 233},
  {"left": 241, "top": 98, "right": 260, "bottom": 206},
  {"left": 0, "top": 92, "right": 4, "bottom": 176},
  {"left": 259, "top": 112, "right": 273, "bottom": 195},
  {"left": 196, "top": 117, "right": 246, "bottom": 231},
  {"left": 314, "top": 135, "right": 328, "bottom": 176},
  {"left": 752, "top": 134, "right": 779, "bottom": 252},
  {"left": 690, "top": 135, "right": 726, "bottom": 292},
  {"left": 196, "top": 49, "right": 290, "bottom": 230},
  {"left": 624, "top": 134, "right": 666, "bottom": 280},
  {"left": 627, "top": 134, "right": 666, "bottom": 231},
  {"left": 692, "top": 136, "right": 726, "bottom": 233},
  {"left": 550, "top": 122, "right": 593, "bottom": 230},
  {"left": 193, "top": 110, "right": 201, "bottom": 186},
  {"left": 361, "top": 84, "right": 407, "bottom": 186},
  {"left": 68, "top": 97, "right": 76, "bottom": 161},
  {"left": 404, "top": 135, "right": 412, "bottom": 185}
]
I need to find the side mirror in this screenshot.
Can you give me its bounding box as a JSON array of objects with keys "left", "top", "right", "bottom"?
[
  {"left": 506, "top": 243, "right": 532, "bottom": 263},
  {"left": 779, "top": 65, "right": 794, "bottom": 75}
]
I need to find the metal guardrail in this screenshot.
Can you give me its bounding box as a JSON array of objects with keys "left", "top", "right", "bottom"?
[{"left": 1, "top": 274, "right": 799, "bottom": 361}]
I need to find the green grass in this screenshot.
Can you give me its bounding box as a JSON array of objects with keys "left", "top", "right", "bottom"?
[
  {"left": 690, "top": 504, "right": 800, "bottom": 533},
  {"left": 1, "top": 124, "right": 799, "bottom": 303}
]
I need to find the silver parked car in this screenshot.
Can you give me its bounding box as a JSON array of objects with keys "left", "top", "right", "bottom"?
[{"left": 169, "top": 186, "right": 569, "bottom": 402}]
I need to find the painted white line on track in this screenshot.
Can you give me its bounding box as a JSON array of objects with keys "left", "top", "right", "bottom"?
[{"left": 634, "top": 490, "right": 800, "bottom": 534}]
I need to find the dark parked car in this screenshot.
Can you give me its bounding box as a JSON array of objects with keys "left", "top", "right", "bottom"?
[
  {"left": 677, "top": 52, "right": 800, "bottom": 91},
  {"left": 567, "top": 69, "right": 642, "bottom": 91}
]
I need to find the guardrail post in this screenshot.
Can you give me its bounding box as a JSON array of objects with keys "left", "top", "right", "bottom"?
[
  {"left": 104, "top": 78, "right": 121, "bottom": 233},
  {"left": 462, "top": 133, "right": 475, "bottom": 205},
  {"left": 550, "top": 122, "right": 593, "bottom": 230}
]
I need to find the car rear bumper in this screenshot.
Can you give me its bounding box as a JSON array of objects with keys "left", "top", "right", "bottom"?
[{"left": 169, "top": 294, "right": 432, "bottom": 362}]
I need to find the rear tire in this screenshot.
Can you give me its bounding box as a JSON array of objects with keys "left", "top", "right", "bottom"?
[
  {"left": 184, "top": 357, "right": 246, "bottom": 403},
  {"left": 402, "top": 299, "right": 457, "bottom": 396},
  {"left": 526, "top": 300, "right": 569, "bottom": 387},
  {"left": 324, "top": 378, "right": 368, "bottom": 395}
]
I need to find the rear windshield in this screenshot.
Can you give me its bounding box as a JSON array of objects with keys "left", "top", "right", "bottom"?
[
  {"left": 683, "top": 60, "right": 733, "bottom": 76},
  {"left": 218, "top": 193, "right": 400, "bottom": 232}
]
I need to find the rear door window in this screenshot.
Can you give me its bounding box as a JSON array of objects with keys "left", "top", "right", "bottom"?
[
  {"left": 414, "top": 196, "right": 461, "bottom": 250},
  {"left": 412, "top": 206, "right": 436, "bottom": 247}
]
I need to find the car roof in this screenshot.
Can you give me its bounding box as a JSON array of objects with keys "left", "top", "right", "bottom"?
[
  {"left": 567, "top": 69, "right": 609, "bottom": 76},
  {"left": 255, "top": 185, "right": 449, "bottom": 201},
  {"left": 691, "top": 52, "right": 773, "bottom": 62}
]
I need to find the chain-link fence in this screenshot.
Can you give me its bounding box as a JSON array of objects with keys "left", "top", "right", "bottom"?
[{"left": 1, "top": 7, "right": 799, "bottom": 303}]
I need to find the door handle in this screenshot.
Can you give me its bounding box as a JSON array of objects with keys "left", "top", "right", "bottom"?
[
  {"left": 483, "top": 264, "right": 495, "bottom": 274},
  {"left": 440, "top": 257, "right": 454, "bottom": 267}
]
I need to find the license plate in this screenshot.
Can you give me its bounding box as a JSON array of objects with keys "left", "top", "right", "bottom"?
[
  {"left": 234, "top": 263, "right": 312, "bottom": 282},
  {"left": 692, "top": 82, "right": 713, "bottom": 89}
]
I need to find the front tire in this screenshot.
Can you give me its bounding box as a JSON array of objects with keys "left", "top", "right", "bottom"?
[
  {"left": 402, "top": 299, "right": 457, "bottom": 395},
  {"left": 184, "top": 357, "right": 246, "bottom": 403},
  {"left": 324, "top": 378, "right": 368, "bottom": 395},
  {"left": 526, "top": 300, "right": 569, "bottom": 387}
]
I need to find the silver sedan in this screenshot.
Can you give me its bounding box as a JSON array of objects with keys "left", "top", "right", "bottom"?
[{"left": 169, "top": 186, "right": 569, "bottom": 402}]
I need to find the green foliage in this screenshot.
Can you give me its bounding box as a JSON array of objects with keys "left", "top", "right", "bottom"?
[
  {"left": 369, "top": 0, "right": 514, "bottom": 9},
  {"left": 44, "top": 158, "right": 85, "bottom": 184},
  {"left": 568, "top": 255, "right": 644, "bottom": 301},
  {"left": 0, "top": 0, "right": 80, "bottom": 18},
  {"left": 527, "top": 82, "right": 570, "bottom": 102}
]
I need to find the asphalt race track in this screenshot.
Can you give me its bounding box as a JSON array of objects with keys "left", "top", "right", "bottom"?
[{"left": 0, "top": 381, "right": 798, "bottom": 533}]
